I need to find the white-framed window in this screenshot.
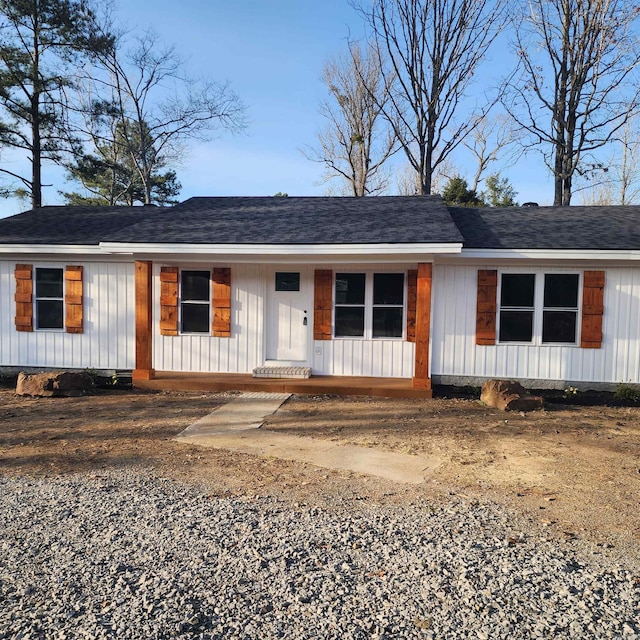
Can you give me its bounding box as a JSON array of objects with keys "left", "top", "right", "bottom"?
[
  {"left": 35, "top": 267, "right": 64, "bottom": 330},
  {"left": 180, "top": 270, "right": 210, "bottom": 334},
  {"left": 498, "top": 272, "right": 580, "bottom": 345},
  {"left": 334, "top": 271, "right": 405, "bottom": 339}
]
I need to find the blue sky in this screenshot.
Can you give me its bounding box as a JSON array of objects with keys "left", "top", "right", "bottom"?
[{"left": 0, "top": 0, "right": 553, "bottom": 217}]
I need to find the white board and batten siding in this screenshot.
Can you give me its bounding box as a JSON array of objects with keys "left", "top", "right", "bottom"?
[
  {"left": 153, "top": 263, "right": 265, "bottom": 374},
  {"left": 152, "top": 262, "right": 415, "bottom": 377},
  {"left": 313, "top": 262, "right": 416, "bottom": 378},
  {"left": 431, "top": 263, "right": 640, "bottom": 386},
  {"left": 313, "top": 339, "right": 414, "bottom": 378},
  {"left": 0, "top": 260, "right": 135, "bottom": 371}
]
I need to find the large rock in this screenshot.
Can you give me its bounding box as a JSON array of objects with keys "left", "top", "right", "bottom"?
[
  {"left": 480, "top": 379, "right": 544, "bottom": 412},
  {"left": 16, "top": 371, "right": 95, "bottom": 397}
]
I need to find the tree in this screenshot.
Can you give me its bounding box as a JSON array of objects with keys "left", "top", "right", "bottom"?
[
  {"left": 480, "top": 173, "right": 518, "bottom": 207},
  {"left": 441, "top": 176, "right": 484, "bottom": 206},
  {"left": 579, "top": 117, "right": 640, "bottom": 205},
  {"left": 463, "top": 114, "right": 515, "bottom": 192},
  {"left": 351, "top": 0, "right": 506, "bottom": 195},
  {"left": 303, "top": 43, "right": 396, "bottom": 196},
  {"left": 504, "top": 0, "right": 640, "bottom": 206},
  {"left": 0, "top": 0, "right": 113, "bottom": 208},
  {"left": 62, "top": 119, "right": 181, "bottom": 206},
  {"left": 72, "top": 30, "right": 244, "bottom": 205}
]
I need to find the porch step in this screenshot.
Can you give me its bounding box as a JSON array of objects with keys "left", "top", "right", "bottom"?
[{"left": 253, "top": 366, "right": 312, "bottom": 379}]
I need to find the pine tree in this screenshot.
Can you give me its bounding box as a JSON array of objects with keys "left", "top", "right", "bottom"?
[{"left": 0, "top": 0, "right": 113, "bottom": 207}]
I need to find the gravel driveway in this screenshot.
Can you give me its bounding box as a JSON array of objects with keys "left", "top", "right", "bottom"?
[{"left": 1, "top": 470, "right": 638, "bottom": 639}]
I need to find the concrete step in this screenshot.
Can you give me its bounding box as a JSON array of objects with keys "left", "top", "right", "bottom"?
[{"left": 253, "top": 366, "right": 312, "bottom": 379}]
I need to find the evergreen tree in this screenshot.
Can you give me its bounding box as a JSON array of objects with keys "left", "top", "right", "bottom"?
[
  {"left": 0, "top": 0, "right": 113, "bottom": 207},
  {"left": 481, "top": 173, "right": 518, "bottom": 206},
  {"left": 441, "top": 176, "right": 485, "bottom": 206},
  {"left": 63, "top": 118, "right": 181, "bottom": 206}
]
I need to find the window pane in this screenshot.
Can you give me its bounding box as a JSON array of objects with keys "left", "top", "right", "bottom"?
[
  {"left": 182, "top": 271, "right": 209, "bottom": 301},
  {"left": 544, "top": 274, "right": 579, "bottom": 308},
  {"left": 181, "top": 303, "right": 210, "bottom": 333},
  {"left": 335, "top": 307, "right": 365, "bottom": 337},
  {"left": 37, "top": 300, "right": 63, "bottom": 329},
  {"left": 499, "top": 310, "right": 534, "bottom": 342},
  {"left": 335, "top": 273, "right": 365, "bottom": 305},
  {"left": 36, "top": 268, "right": 63, "bottom": 298},
  {"left": 373, "top": 307, "right": 403, "bottom": 338},
  {"left": 373, "top": 273, "right": 404, "bottom": 305},
  {"left": 275, "top": 272, "right": 300, "bottom": 292},
  {"left": 543, "top": 310, "right": 577, "bottom": 343},
  {"left": 501, "top": 274, "right": 535, "bottom": 307}
]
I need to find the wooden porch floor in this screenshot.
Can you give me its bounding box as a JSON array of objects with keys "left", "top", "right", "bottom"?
[{"left": 134, "top": 372, "right": 432, "bottom": 399}]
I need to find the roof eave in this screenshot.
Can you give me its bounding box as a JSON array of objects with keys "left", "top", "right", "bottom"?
[
  {"left": 98, "top": 241, "right": 464, "bottom": 257},
  {"left": 460, "top": 248, "right": 640, "bottom": 260},
  {"left": 0, "top": 243, "right": 103, "bottom": 254}
]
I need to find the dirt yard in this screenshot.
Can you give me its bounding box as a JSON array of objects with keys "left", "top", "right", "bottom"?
[{"left": 1, "top": 387, "right": 639, "bottom": 556}]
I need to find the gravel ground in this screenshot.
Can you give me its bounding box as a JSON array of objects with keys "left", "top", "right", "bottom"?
[{"left": 1, "top": 471, "right": 639, "bottom": 640}]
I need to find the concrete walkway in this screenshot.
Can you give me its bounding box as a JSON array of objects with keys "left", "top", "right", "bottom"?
[{"left": 175, "top": 392, "right": 441, "bottom": 485}]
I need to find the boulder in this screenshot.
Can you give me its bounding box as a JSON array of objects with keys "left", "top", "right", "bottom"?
[
  {"left": 16, "top": 371, "right": 95, "bottom": 397},
  {"left": 480, "top": 379, "right": 544, "bottom": 412}
]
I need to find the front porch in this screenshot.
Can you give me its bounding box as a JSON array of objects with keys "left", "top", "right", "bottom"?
[{"left": 133, "top": 372, "right": 433, "bottom": 399}]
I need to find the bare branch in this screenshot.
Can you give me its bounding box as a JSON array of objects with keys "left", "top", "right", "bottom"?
[{"left": 503, "top": 0, "right": 640, "bottom": 205}]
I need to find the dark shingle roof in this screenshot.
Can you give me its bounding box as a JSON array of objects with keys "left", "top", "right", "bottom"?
[
  {"left": 0, "top": 205, "right": 157, "bottom": 245},
  {"left": 105, "top": 196, "right": 463, "bottom": 244},
  {"left": 449, "top": 206, "right": 640, "bottom": 250},
  {"left": 4, "top": 198, "right": 640, "bottom": 251},
  {"left": 0, "top": 197, "right": 462, "bottom": 246}
]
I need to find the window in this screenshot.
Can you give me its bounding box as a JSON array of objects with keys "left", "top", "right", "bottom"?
[
  {"left": 373, "top": 273, "right": 404, "bottom": 338},
  {"left": 334, "top": 272, "right": 404, "bottom": 339},
  {"left": 499, "top": 274, "right": 535, "bottom": 342},
  {"left": 181, "top": 270, "right": 210, "bottom": 333},
  {"left": 35, "top": 268, "right": 64, "bottom": 330},
  {"left": 275, "top": 272, "right": 300, "bottom": 292},
  {"left": 543, "top": 274, "right": 579, "bottom": 343},
  {"left": 498, "top": 272, "right": 579, "bottom": 345}
]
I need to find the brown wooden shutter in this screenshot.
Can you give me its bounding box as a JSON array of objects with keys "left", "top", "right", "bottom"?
[
  {"left": 581, "top": 270, "right": 605, "bottom": 348},
  {"left": 159, "top": 266, "right": 179, "bottom": 336},
  {"left": 406, "top": 269, "right": 417, "bottom": 342},
  {"left": 64, "top": 265, "right": 83, "bottom": 334},
  {"left": 14, "top": 264, "right": 33, "bottom": 332},
  {"left": 314, "top": 269, "right": 333, "bottom": 340},
  {"left": 476, "top": 269, "right": 498, "bottom": 345},
  {"left": 212, "top": 267, "right": 231, "bottom": 337}
]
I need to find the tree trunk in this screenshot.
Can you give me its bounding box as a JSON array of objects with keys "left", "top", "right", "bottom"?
[{"left": 31, "top": 92, "right": 42, "bottom": 209}]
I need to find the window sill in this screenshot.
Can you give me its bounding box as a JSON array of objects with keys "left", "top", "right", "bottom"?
[{"left": 497, "top": 341, "right": 579, "bottom": 347}]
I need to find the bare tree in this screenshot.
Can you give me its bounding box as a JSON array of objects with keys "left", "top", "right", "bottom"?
[
  {"left": 76, "top": 31, "right": 245, "bottom": 205},
  {"left": 579, "top": 117, "right": 640, "bottom": 205},
  {"left": 504, "top": 0, "right": 640, "bottom": 206},
  {"left": 303, "top": 44, "right": 396, "bottom": 196},
  {"left": 396, "top": 157, "right": 458, "bottom": 195},
  {"left": 463, "top": 114, "right": 516, "bottom": 192},
  {"left": 351, "top": 0, "right": 506, "bottom": 195}
]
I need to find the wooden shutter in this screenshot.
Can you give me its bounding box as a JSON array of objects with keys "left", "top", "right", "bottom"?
[
  {"left": 314, "top": 269, "right": 333, "bottom": 340},
  {"left": 14, "top": 264, "right": 33, "bottom": 332},
  {"left": 581, "top": 270, "right": 605, "bottom": 348},
  {"left": 406, "top": 269, "right": 417, "bottom": 342},
  {"left": 159, "top": 266, "right": 179, "bottom": 336},
  {"left": 212, "top": 267, "right": 231, "bottom": 337},
  {"left": 64, "top": 266, "right": 83, "bottom": 334},
  {"left": 476, "top": 269, "right": 498, "bottom": 345}
]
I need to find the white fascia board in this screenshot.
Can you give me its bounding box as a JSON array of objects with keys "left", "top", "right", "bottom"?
[
  {"left": 99, "top": 242, "right": 463, "bottom": 258},
  {"left": 0, "top": 244, "right": 105, "bottom": 255},
  {"left": 459, "top": 248, "right": 640, "bottom": 261}
]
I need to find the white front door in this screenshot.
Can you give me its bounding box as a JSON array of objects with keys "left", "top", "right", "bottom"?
[{"left": 266, "top": 268, "right": 311, "bottom": 362}]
